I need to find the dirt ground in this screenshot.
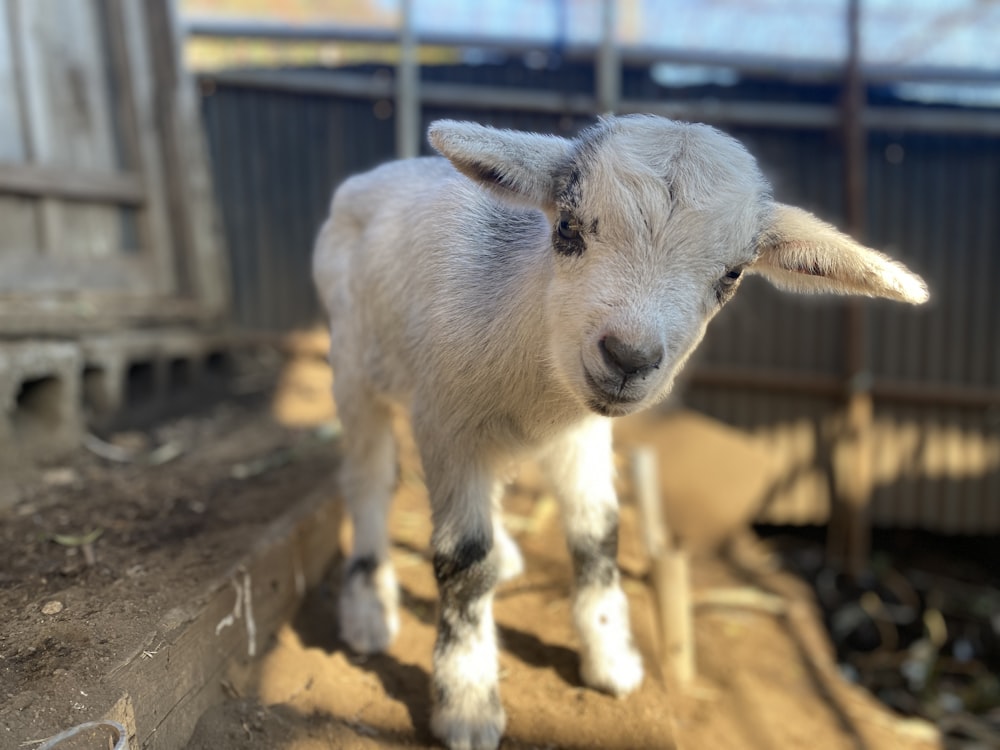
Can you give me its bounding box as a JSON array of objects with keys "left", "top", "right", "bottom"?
[{"left": 1, "top": 352, "right": 945, "bottom": 750}]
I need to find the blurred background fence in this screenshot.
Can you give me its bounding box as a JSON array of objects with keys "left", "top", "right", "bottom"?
[{"left": 183, "top": 2, "right": 1000, "bottom": 542}]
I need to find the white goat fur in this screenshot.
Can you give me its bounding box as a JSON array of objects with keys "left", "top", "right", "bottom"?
[{"left": 312, "top": 115, "right": 927, "bottom": 750}]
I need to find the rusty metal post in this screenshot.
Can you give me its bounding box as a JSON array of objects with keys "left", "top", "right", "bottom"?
[
  {"left": 597, "top": 0, "right": 620, "bottom": 114},
  {"left": 396, "top": 0, "right": 418, "bottom": 159},
  {"left": 829, "top": 0, "right": 874, "bottom": 578}
]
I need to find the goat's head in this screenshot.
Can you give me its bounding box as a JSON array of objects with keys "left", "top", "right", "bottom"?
[{"left": 430, "top": 115, "right": 928, "bottom": 417}]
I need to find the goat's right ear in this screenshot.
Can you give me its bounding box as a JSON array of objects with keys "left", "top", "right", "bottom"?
[{"left": 428, "top": 120, "right": 572, "bottom": 210}]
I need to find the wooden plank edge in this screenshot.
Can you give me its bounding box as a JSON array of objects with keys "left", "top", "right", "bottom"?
[
  {"left": 101, "top": 480, "right": 343, "bottom": 750},
  {"left": 0, "top": 297, "right": 224, "bottom": 335},
  {"left": 0, "top": 164, "right": 146, "bottom": 205}
]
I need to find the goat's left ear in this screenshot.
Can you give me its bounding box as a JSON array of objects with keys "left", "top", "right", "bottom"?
[
  {"left": 428, "top": 120, "right": 572, "bottom": 211},
  {"left": 750, "top": 203, "right": 929, "bottom": 304}
]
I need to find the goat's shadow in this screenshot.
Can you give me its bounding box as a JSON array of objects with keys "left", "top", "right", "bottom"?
[
  {"left": 291, "top": 566, "right": 434, "bottom": 741},
  {"left": 401, "top": 583, "right": 583, "bottom": 689},
  {"left": 292, "top": 559, "right": 585, "bottom": 741}
]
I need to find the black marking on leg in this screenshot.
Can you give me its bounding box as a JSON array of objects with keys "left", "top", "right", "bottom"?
[
  {"left": 569, "top": 511, "right": 620, "bottom": 589},
  {"left": 434, "top": 536, "right": 498, "bottom": 616},
  {"left": 345, "top": 554, "right": 378, "bottom": 581},
  {"left": 433, "top": 534, "right": 499, "bottom": 655},
  {"left": 430, "top": 535, "right": 503, "bottom": 738},
  {"left": 433, "top": 534, "right": 490, "bottom": 586}
]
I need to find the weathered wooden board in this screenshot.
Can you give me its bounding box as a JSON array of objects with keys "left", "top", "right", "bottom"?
[
  {"left": 0, "top": 0, "right": 227, "bottom": 328},
  {"left": 0, "top": 195, "right": 38, "bottom": 260},
  {"left": 113, "top": 0, "right": 176, "bottom": 295},
  {"left": 102, "top": 485, "right": 343, "bottom": 750},
  {"left": 0, "top": 250, "right": 159, "bottom": 294},
  {"left": 0, "top": 0, "right": 26, "bottom": 162},
  {"left": 0, "top": 296, "right": 216, "bottom": 334},
  {"left": 143, "top": 0, "right": 229, "bottom": 310}
]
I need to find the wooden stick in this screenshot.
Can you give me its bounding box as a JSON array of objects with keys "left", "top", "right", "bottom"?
[
  {"left": 693, "top": 587, "right": 787, "bottom": 616},
  {"left": 631, "top": 445, "right": 695, "bottom": 686}
]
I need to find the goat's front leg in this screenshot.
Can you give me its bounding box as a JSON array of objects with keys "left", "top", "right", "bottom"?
[
  {"left": 541, "top": 417, "right": 644, "bottom": 696},
  {"left": 418, "top": 435, "right": 505, "bottom": 750}
]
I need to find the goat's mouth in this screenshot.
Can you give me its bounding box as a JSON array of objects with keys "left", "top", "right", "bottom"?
[
  {"left": 581, "top": 367, "right": 648, "bottom": 417},
  {"left": 586, "top": 398, "right": 642, "bottom": 418}
]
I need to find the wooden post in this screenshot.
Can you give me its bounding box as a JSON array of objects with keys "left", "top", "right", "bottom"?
[
  {"left": 631, "top": 446, "right": 694, "bottom": 686},
  {"left": 395, "top": 0, "right": 419, "bottom": 159},
  {"left": 829, "top": 0, "right": 874, "bottom": 578},
  {"left": 146, "top": 0, "right": 196, "bottom": 297},
  {"left": 145, "top": 0, "right": 230, "bottom": 311},
  {"left": 102, "top": 0, "right": 155, "bottom": 264},
  {"left": 6, "top": 0, "right": 61, "bottom": 255},
  {"left": 596, "top": 0, "right": 620, "bottom": 115}
]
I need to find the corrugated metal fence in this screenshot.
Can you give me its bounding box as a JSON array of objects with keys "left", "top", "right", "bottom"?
[{"left": 197, "top": 60, "right": 1000, "bottom": 534}]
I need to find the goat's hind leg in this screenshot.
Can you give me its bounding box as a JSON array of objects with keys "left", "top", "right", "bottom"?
[
  {"left": 491, "top": 480, "right": 523, "bottom": 583},
  {"left": 336, "top": 389, "right": 400, "bottom": 654}
]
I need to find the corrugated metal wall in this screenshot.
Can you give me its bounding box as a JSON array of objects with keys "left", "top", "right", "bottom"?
[
  {"left": 684, "top": 125, "right": 1000, "bottom": 531},
  {"left": 198, "top": 61, "right": 1000, "bottom": 533},
  {"left": 864, "top": 131, "right": 999, "bottom": 533},
  {"left": 201, "top": 83, "right": 394, "bottom": 330}
]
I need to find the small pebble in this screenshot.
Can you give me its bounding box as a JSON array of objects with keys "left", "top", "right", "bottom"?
[
  {"left": 41, "top": 600, "right": 64, "bottom": 615},
  {"left": 41, "top": 468, "right": 78, "bottom": 487}
]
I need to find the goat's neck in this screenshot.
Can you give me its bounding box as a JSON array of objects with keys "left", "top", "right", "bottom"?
[{"left": 473, "top": 232, "right": 588, "bottom": 444}]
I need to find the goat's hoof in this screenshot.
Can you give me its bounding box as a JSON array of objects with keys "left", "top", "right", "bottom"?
[
  {"left": 431, "top": 691, "right": 506, "bottom": 750},
  {"left": 338, "top": 563, "right": 399, "bottom": 654},
  {"left": 581, "top": 641, "right": 644, "bottom": 697}
]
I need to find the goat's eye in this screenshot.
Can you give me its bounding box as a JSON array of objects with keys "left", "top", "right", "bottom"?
[
  {"left": 557, "top": 218, "right": 580, "bottom": 241},
  {"left": 721, "top": 267, "right": 743, "bottom": 285},
  {"left": 715, "top": 266, "right": 745, "bottom": 306},
  {"left": 554, "top": 212, "right": 585, "bottom": 256}
]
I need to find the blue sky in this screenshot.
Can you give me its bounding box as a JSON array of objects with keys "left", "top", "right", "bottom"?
[{"left": 369, "top": 0, "right": 1000, "bottom": 71}]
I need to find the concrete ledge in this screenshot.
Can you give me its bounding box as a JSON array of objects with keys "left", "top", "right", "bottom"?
[
  {"left": 79, "top": 329, "right": 252, "bottom": 427},
  {"left": 0, "top": 329, "right": 276, "bottom": 467}
]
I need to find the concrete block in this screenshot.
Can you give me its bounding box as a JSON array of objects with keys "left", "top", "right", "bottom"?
[
  {"left": 0, "top": 341, "right": 83, "bottom": 461},
  {"left": 79, "top": 329, "right": 252, "bottom": 430},
  {"left": 0, "top": 330, "right": 269, "bottom": 475}
]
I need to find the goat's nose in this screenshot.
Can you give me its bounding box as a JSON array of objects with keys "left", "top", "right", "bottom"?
[{"left": 599, "top": 335, "right": 663, "bottom": 378}]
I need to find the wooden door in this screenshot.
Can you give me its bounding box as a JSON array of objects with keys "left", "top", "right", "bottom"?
[{"left": 0, "top": 0, "right": 224, "bottom": 332}]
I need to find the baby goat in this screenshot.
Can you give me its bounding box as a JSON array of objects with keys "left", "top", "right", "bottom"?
[{"left": 312, "top": 115, "right": 928, "bottom": 750}]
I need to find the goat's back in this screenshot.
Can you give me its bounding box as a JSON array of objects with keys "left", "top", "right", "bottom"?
[{"left": 312, "top": 153, "right": 561, "bottom": 430}]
